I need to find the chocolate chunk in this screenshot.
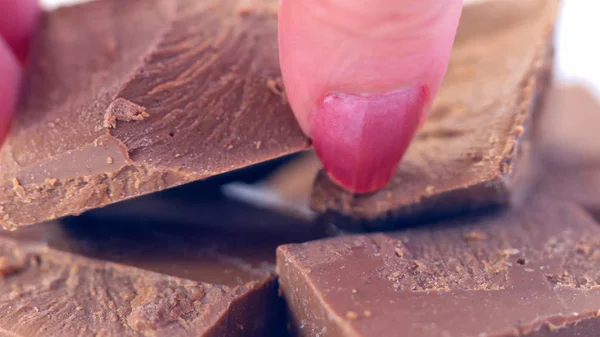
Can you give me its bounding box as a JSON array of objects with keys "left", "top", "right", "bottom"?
[
  {"left": 537, "top": 168, "right": 600, "bottom": 220},
  {"left": 0, "top": 197, "right": 323, "bottom": 337},
  {"left": 0, "top": 239, "right": 279, "bottom": 337},
  {"left": 535, "top": 85, "right": 600, "bottom": 168},
  {"left": 278, "top": 198, "right": 600, "bottom": 337},
  {"left": 311, "top": 0, "right": 557, "bottom": 229},
  {"left": 532, "top": 85, "right": 600, "bottom": 219},
  {"left": 0, "top": 0, "right": 309, "bottom": 229}
]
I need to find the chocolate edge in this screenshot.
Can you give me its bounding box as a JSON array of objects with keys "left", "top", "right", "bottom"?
[{"left": 310, "top": 19, "right": 556, "bottom": 231}]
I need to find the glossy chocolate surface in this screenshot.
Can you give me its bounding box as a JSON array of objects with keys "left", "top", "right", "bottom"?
[{"left": 0, "top": 0, "right": 309, "bottom": 228}]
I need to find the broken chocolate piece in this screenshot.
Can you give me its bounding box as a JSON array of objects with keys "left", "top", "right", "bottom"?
[
  {"left": 0, "top": 209, "right": 304, "bottom": 337},
  {"left": 535, "top": 85, "right": 600, "bottom": 168},
  {"left": 311, "top": 0, "right": 557, "bottom": 229},
  {"left": 0, "top": 240, "right": 279, "bottom": 337},
  {"left": 0, "top": 0, "right": 309, "bottom": 229},
  {"left": 532, "top": 85, "right": 600, "bottom": 219},
  {"left": 536, "top": 167, "right": 600, "bottom": 220},
  {"left": 278, "top": 198, "right": 600, "bottom": 337}
]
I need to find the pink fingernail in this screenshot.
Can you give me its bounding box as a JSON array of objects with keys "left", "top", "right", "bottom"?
[{"left": 312, "top": 86, "right": 427, "bottom": 194}]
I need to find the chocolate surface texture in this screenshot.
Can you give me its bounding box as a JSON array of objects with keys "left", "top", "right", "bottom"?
[
  {"left": 1, "top": 1, "right": 593, "bottom": 336},
  {"left": 278, "top": 198, "right": 600, "bottom": 337},
  {"left": 0, "top": 156, "right": 332, "bottom": 337},
  {"left": 0, "top": 0, "right": 309, "bottom": 229},
  {"left": 0, "top": 203, "right": 316, "bottom": 337},
  {"left": 311, "top": 0, "right": 557, "bottom": 228}
]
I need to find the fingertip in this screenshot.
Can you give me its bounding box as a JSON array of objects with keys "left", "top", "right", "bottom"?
[
  {"left": 279, "top": 0, "right": 462, "bottom": 192},
  {"left": 0, "top": 38, "right": 22, "bottom": 144},
  {"left": 279, "top": 0, "right": 462, "bottom": 138},
  {"left": 0, "top": 0, "right": 40, "bottom": 63}
]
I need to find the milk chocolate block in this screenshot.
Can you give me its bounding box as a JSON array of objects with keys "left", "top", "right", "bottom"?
[
  {"left": 532, "top": 85, "right": 600, "bottom": 219},
  {"left": 278, "top": 198, "right": 600, "bottom": 337},
  {"left": 311, "top": 0, "right": 557, "bottom": 228},
  {"left": 536, "top": 168, "right": 600, "bottom": 220},
  {"left": 0, "top": 213, "right": 301, "bottom": 337},
  {"left": 535, "top": 85, "right": 600, "bottom": 168},
  {"left": 0, "top": 0, "right": 309, "bottom": 229}
]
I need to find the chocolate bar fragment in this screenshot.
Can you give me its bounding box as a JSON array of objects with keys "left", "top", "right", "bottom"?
[
  {"left": 0, "top": 241, "right": 280, "bottom": 337},
  {"left": 278, "top": 198, "right": 600, "bottom": 337},
  {"left": 0, "top": 200, "right": 322, "bottom": 337},
  {"left": 535, "top": 85, "right": 600, "bottom": 168},
  {"left": 532, "top": 85, "right": 600, "bottom": 220},
  {"left": 0, "top": 0, "right": 309, "bottom": 229},
  {"left": 536, "top": 168, "right": 600, "bottom": 220},
  {"left": 311, "top": 0, "right": 557, "bottom": 229}
]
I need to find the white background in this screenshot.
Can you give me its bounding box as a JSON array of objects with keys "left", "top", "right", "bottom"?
[{"left": 40, "top": 0, "right": 598, "bottom": 94}]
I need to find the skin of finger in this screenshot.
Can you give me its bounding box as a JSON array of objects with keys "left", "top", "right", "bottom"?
[
  {"left": 0, "top": 38, "right": 22, "bottom": 144},
  {"left": 279, "top": 0, "right": 463, "bottom": 136},
  {"left": 0, "top": 0, "right": 39, "bottom": 62}
]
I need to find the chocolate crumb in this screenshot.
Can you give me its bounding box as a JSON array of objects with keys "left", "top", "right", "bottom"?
[
  {"left": 11, "top": 178, "right": 30, "bottom": 203},
  {"left": 576, "top": 243, "right": 593, "bottom": 256},
  {"left": 515, "top": 125, "right": 525, "bottom": 136},
  {"left": 464, "top": 231, "right": 488, "bottom": 242},
  {"left": 266, "top": 77, "right": 286, "bottom": 103},
  {"left": 394, "top": 247, "right": 405, "bottom": 257},
  {"left": 502, "top": 248, "right": 520, "bottom": 257},
  {"left": 44, "top": 178, "right": 58, "bottom": 186},
  {"left": 104, "top": 98, "right": 149, "bottom": 129},
  {"left": 0, "top": 255, "right": 27, "bottom": 277}
]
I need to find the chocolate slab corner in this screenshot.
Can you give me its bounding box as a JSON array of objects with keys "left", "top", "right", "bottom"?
[
  {"left": 278, "top": 198, "right": 600, "bottom": 337},
  {"left": 0, "top": 0, "right": 309, "bottom": 229}
]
